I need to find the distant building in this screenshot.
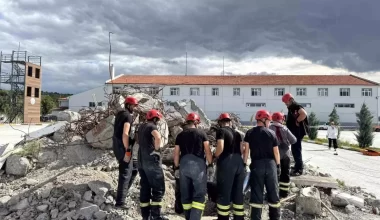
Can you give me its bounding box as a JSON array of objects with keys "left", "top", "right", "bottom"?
[{"left": 66, "top": 74, "right": 380, "bottom": 125}]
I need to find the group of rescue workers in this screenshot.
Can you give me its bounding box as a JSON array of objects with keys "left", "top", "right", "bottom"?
[{"left": 112, "top": 92, "right": 310, "bottom": 220}]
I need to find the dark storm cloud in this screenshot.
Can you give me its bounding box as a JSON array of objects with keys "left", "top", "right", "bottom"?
[{"left": 1, "top": 0, "right": 380, "bottom": 93}]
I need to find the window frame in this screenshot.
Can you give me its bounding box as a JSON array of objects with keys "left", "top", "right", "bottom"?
[
  {"left": 190, "top": 87, "right": 200, "bottom": 96},
  {"left": 212, "top": 88, "right": 219, "bottom": 96},
  {"left": 274, "top": 88, "right": 285, "bottom": 96},
  {"left": 362, "top": 88, "right": 372, "bottom": 97},
  {"left": 170, "top": 87, "right": 180, "bottom": 96},
  {"left": 296, "top": 88, "right": 307, "bottom": 96},
  {"left": 251, "top": 88, "right": 261, "bottom": 96},
  {"left": 233, "top": 88, "right": 240, "bottom": 96},
  {"left": 339, "top": 88, "right": 350, "bottom": 97},
  {"left": 317, "top": 88, "right": 328, "bottom": 97}
]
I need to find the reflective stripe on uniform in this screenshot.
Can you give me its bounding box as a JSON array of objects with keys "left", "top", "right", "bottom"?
[
  {"left": 279, "top": 182, "right": 290, "bottom": 186},
  {"left": 232, "top": 203, "right": 244, "bottom": 216},
  {"left": 151, "top": 201, "right": 162, "bottom": 206},
  {"left": 192, "top": 201, "right": 205, "bottom": 210},
  {"left": 140, "top": 202, "right": 150, "bottom": 207},
  {"left": 279, "top": 187, "right": 289, "bottom": 191},
  {"left": 268, "top": 202, "right": 281, "bottom": 208},
  {"left": 182, "top": 203, "right": 192, "bottom": 210},
  {"left": 217, "top": 204, "right": 230, "bottom": 216},
  {"left": 249, "top": 203, "right": 263, "bottom": 208}
]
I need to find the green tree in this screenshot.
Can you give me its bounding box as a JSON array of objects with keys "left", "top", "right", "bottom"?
[
  {"left": 329, "top": 107, "right": 341, "bottom": 139},
  {"left": 41, "top": 95, "right": 56, "bottom": 115},
  {"left": 308, "top": 112, "right": 319, "bottom": 140},
  {"left": 355, "top": 103, "right": 374, "bottom": 148}
]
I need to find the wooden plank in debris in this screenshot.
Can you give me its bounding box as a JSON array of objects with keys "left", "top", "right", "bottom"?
[{"left": 291, "top": 175, "right": 339, "bottom": 189}]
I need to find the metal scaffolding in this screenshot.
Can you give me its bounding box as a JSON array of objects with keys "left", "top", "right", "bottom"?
[{"left": 0, "top": 51, "right": 42, "bottom": 123}]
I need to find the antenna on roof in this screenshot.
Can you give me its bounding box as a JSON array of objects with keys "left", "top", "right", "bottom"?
[
  {"left": 186, "top": 52, "right": 187, "bottom": 76},
  {"left": 223, "top": 56, "right": 224, "bottom": 76}
]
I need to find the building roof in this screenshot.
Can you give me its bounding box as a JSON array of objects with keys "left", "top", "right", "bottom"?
[{"left": 106, "top": 74, "right": 379, "bottom": 86}]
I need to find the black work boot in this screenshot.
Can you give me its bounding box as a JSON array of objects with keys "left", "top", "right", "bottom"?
[
  {"left": 269, "top": 207, "right": 281, "bottom": 220},
  {"left": 150, "top": 206, "right": 168, "bottom": 220},
  {"left": 250, "top": 207, "right": 262, "bottom": 220},
  {"left": 279, "top": 190, "right": 289, "bottom": 199},
  {"left": 141, "top": 206, "right": 151, "bottom": 220},
  {"left": 190, "top": 208, "right": 203, "bottom": 220},
  {"left": 217, "top": 214, "right": 230, "bottom": 220}
]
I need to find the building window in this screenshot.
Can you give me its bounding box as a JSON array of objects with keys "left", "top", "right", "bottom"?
[
  {"left": 97, "top": 102, "right": 103, "bottom": 106},
  {"left": 362, "top": 88, "right": 372, "bottom": 97},
  {"left": 147, "top": 87, "right": 160, "bottom": 96},
  {"left": 89, "top": 102, "right": 96, "bottom": 107},
  {"left": 112, "top": 87, "right": 121, "bottom": 94},
  {"left": 170, "top": 87, "right": 180, "bottom": 96},
  {"left": 296, "top": 88, "right": 307, "bottom": 96},
  {"left": 335, "top": 103, "right": 355, "bottom": 108},
  {"left": 274, "top": 88, "right": 285, "bottom": 96},
  {"left": 318, "top": 88, "right": 328, "bottom": 96},
  {"left": 26, "top": 86, "right": 32, "bottom": 97},
  {"left": 212, "top": 88, "right": 219, "bottom": 96},
  {"left": 299, "top": 103, "right": 311, "bottom": 108},
  {"left": 190, "top": 88, "right": 200, "bottom": 96},
  {"left": 233, "top": 88, "right": 240, "bottom": 96},
  {"left": 35, "top": 68, "right": 40, "bottom": 79},
  {"left": 27, "top": 67, "right": 33, "bottom": 77},
  {"left": 34, "top": 88, "right": 40, "bottom": 98},
  {"left": 340, "top": 88, "right": 350, "bottom": 96},
  {"left": 251, "top": 88, "right": 261, "bottom": 96},
  {"left": 246, "top": 103, "right": 266, "bottom": 107}
]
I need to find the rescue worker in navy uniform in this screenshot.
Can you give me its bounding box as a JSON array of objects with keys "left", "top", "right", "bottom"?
[
  {"left": 282, "top": 93, "right": 309, "bottom": 176},
  {"left": 112, "top": 96, "right": 139, "bottom": 208},
  {"left": 244, "top": 110, "right": 281, "bottom": 220},
  {"left": 214, "top": 113, "right": 246, "bottom": 220},
  {"left": 173, "top": 112, "right": 213, "bottom": 220},
  {"left": 269, "top": 112, "right": 297, "bottom": 198},
  {"left": 137, "top": 109, "right": 168, "bottom": 220}
]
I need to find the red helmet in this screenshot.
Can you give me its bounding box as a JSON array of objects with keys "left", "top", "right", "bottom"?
[
  {"left": 186, "top": 112, "right": 200, "bottom": 124},
  {"left": 218, "top": 113, "right": 231, "bottom": 121},
  {"left": 255, "top": 110, "right": 272, "bottom": 121},
  {"left": 272, "top": 112, "right": 284, "bottom": 122},
  {"left": 146, "top": 109, "right": 162, "bottom": 120},
  {"left": 282, "top": 93, "right": 293, "bottom": 103},
  {"left": 125, "top": 96, "right": 138, "bottom": 105}
]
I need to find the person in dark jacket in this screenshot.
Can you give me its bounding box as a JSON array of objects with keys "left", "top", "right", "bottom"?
[
  {"left": 282, "top": 93, "right": 309, "bottom": 176},
  {"left": 173, "top": 112, "right": 213, "bottom": 220},
  {"left": 214, "top": 113, "right": 246, "bottom": 220},
  {"left": 112, "top": 96, "right": 139, "bottom": 208},
  {"left": 137, "top": 109, "right": 168, "bottom": 220},
  {"left": 244, "top": 110, "right": 281, "bottom": 220},
  {"left": 269, "top": 112, "right": 297, "bottom": 198}
]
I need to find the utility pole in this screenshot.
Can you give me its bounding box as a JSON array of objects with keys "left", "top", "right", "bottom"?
[
  {"left": 223, "top": 56, "right": 224, "bottom": 76},
  {"left": 185, "top": 52, "right": 187, "bottom": 76}
]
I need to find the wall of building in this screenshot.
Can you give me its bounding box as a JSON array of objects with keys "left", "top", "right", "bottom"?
[
  {"left": 111, "top": 84, "right": 378, "bottom": 124},
  {"left": 23, "top": 63, "right": 42, "bottom": 123},
  {"left": 68, "top": 86, "right": 111, "bottom": 112}
]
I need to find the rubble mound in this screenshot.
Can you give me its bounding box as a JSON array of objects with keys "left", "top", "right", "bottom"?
[{"left": 1, "top": 89, "right": 380, "bottom": 220}]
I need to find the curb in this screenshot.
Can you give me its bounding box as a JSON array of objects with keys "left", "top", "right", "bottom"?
[{"left": 303, "top": 140, "right": 361, "bottom": 152}]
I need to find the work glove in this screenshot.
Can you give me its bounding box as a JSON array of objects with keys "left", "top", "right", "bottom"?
[
  {"left": 150, "top": 150, "right": 161, "bottom": 162},
  {"left": 277, "top": 164, "right": 281, "bottom": 177},
  {"left": 123, "top": 149, "right": 132, "bottom": 163},
  {"left": 173, "top": 165, "right": 180, "bottom": 179},
  {"left": 207, "top": 165, "right": 215, "bottom": 182}
]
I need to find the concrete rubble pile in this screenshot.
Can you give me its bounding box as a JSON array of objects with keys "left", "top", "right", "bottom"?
[{"left": 2, "top": 91, "right": 380, "bottom": 219}]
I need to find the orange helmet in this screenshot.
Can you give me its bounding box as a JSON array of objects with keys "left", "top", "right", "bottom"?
[
  {"left": 282, "top": 93, "right": 293, "bottom": 103},
  {"left": 146, "top": 109, "right": 162, "bottom": 120},
  {"left": 186, "top": 112, "right": 200, "bottom": 124},
  {"left": 272, "top": 112, "right": 284, "bottom": 122},
  {"left": 218, "top": 113, "right": 231, "bottom": 121},
  {"left": 125, "top": 96, "right": 138, "bottom": 105},
  {"left": 255, "top": 110, "right": 272, "bottom": 121}
]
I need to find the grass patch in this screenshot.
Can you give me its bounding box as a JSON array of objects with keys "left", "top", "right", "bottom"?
[
  {"left": 15, "top": 140, "right": 42, "bottom": 157},
  {"left": 336, "top": 179, "right": 346, "bottom": 188},
  {"left": 303, "top": 136, "right": 379, "bottom": 152}
]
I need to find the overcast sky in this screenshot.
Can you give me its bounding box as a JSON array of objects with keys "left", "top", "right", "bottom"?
[{"left": 1, "top": 0, "right": 380, "bottom": 93}]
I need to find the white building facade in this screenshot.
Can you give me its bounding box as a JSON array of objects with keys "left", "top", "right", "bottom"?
[{"left": 66, "top": 74, "right": 380, "bottom": 125}]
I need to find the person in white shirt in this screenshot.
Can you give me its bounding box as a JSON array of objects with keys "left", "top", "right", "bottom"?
[{"left": 326, "top": 121, "right": 338, "bottom": 155}]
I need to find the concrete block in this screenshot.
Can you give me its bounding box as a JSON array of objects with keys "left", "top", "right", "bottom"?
[
  {"left": 291, "top": 175, "right": 338, "bottom": 189},
  {"left": 331, "top": 190, "right": 365, "bottom": 208},
  {"left": 296, "top": 187, "right": 322, "bottom": 215}
]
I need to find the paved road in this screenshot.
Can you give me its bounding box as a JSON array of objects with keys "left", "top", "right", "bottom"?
[
  {"left": 303, "top": 141, "right": 380, "bottom": 198},
  {"left": 318, "top": 130, "right": 380, "bottom": 148}
]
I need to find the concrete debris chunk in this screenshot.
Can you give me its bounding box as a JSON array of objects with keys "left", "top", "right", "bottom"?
[
  {"left": 85, "top": 116, "right": 115, "bottom": 149},
  {"left": 57, "top": 110, "right": 81, "bottom": 122},
  {"left": 331, "top": 190, "right": 365, "bottom": 208},
  {"left": 5, "top": 155, "right": 31, "bottom": 176},
  {"left": 295, "top": 187, "right": 321, "bottom": 215},
  {"left": 291, "top": 175, "right": 339, "bottom": 189}
]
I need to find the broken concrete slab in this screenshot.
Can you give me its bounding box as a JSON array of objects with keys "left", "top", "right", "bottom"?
[
  {"left": 85, "top": 116, "right": 114, "bottom": 149},
  {"left": 291, "top": 175, "right": 339, "bottom": 189},
  {"left": 331, "top": 190, "right": 365, "bottom": 208},
  {"left": 25, "top": 121, "right": 68, "bottom": 142},
  {"left": 131, "top": 93, "right": 164, "bottom": 113},
  {"left": 57, "top": 110, "right": 81, "bottom": 122},
  {"left": 295, "top": 187, "right": 322, "bottom": 215},
  {"left": 170, "top": 99, "right": 211, "bottom": 129},
  {"left": 0, "top": 143, "right": 15, "bottom": 169}
]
